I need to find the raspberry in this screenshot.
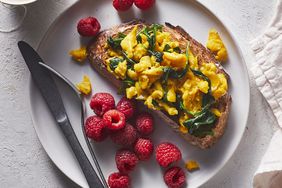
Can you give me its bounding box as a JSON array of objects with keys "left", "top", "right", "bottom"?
[
  {"left": 134, "top": 0, "right": 155, "bottom": 10},
  {"left": 84, "top": 115, "right": 107, "bottom": 142},
  {"left": 111, "top": 123, "right": 138, "bottom": 147},
  {"left": 164, "top": 166, "right": 186, "bottom": 188},
  {"left": 134, "top": 138, "right": 153, "bottom": 161},
  {"left": 90, "top": 93, "right": 115, "bottom": 117},
  {"left": 103, "top": 110, "right": 126, "bottom": 130},
  {"left": 108, "top": 172, "right": 130, "bottom": 188},
  {"left": 156, "top": 142, "right": 182, "bottom": 167},
  {"left": 115, "top": 149, "right": 139, "bottom": 174},
  {"left": 116, "top": 97, "right": 136, "bottom": 120},
  {"left": 77, "top": 17, "right": 101, "bottom": 37},
  {"left": 113, "top": 0, "right": 134, "bottom": 11},
  {"left": 136, "top": 112, "right": 154, "bottom": 136}
]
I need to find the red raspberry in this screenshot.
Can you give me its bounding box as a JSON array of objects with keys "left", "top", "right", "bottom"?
[
  {"left": 84, "top": 115, "right": 108, "bottom": 142},
  {"left": 103, "top": 109, "right": 126, "bottom": 130},
  {"left": 108, "top": 172, "right": 130, "bottom": 188},
  {"left": 134, "top": 138, "right": 153, "bottom": 161},
  {"left": 77, "top": 17, "right": 101, "bottom": 37},
  {"left": 111, "top": 123, "right": 138, "bottom": 147},
  {"left": 115, "top": 149, "right": 139, "bottom": 174},
  {"left": 134, "top": 0, "right": 155, "bottom": 10},
  {"left": 113, "top": 0, "right": 134, "bottom": 11},
  {"left": 116, "top": 97, "right": 136, "bottom": 120},
  {"left": 136, "top": 112, "right": 154, "bottom": 136},
  {"left": 90, "top": 93, "right": 115, "bottom": 117},
  {"left": 156, "top": 142, "right": 182, "bottom": 167},
  {"left": 164, "top": 166, "right": 186, "bottom": 188}
]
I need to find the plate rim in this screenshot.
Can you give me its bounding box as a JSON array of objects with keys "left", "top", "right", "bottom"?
[{"left": 28, "top": 0, "right": 251, "bottom": 187}]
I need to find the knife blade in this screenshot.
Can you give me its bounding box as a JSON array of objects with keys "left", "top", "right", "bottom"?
[{"left": 18, "top": 41, "right": 105, "bottom": 188}]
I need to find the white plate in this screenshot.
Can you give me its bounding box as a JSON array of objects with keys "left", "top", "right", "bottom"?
[{"left": 29, "top": 0, "right": 250, "bottom": 187}]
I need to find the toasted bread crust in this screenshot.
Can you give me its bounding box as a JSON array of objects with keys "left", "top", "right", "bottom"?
[{"left": 88, "top": 20, "right": 232, "bottom": 149}]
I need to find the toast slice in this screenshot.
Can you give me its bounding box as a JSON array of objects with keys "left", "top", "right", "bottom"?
[{"left": 88, "top": 20, "right": 232, "bottom": 149}]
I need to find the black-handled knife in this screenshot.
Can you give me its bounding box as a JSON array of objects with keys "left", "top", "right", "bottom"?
[{"left": 18, "top": 41, "right": 105, "bottom": 188}]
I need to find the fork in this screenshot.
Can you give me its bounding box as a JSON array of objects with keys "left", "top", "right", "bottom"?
[{"left": 39, "top": 62, "right": 108, "bottom": 188}]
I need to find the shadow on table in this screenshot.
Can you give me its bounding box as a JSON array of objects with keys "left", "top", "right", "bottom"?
[{"left": 201, "top": 75, "right": 277, "bottom": 187}]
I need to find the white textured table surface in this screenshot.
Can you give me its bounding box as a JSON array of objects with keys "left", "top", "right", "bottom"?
[{"left": 0, "top": 0, "right": 278, "bottom": 187}]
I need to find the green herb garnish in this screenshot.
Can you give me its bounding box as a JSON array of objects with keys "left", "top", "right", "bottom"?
[
  {"left": 121, "top": 51, "right": 136, "bottom": 69},
  {"left": 136, "top": 35, "right": 142, "bottom": 43},
  {"left": 163, "top": 44, "right": 171, "bottom": 52},
  {"left": 122, "top": 78, "right": 135, "bottom": 87},
  {"left": 152, "top": 99, "right": 159, "bottom": 107},
  {"left": 183, "top": 110, "right": 217, "bottom": 136},
  {"left": 161, "top": 67, "right": 171, "bottom": 85},
  {"left": 176, "top": 94, "right": 195, "bottom": 116},
  {"left": 161, "top": 44, "right": 190, "bottom": 83},
  {"left": 190, "top": 69, "right": 215, "bottom": 107},
  {"left": 142, "top": 24, "right": 163, "bottom": 51},
  {"left": 109, "top": 57, "right": 123, "bottom": 71},
  {"left": 173, "top": 47, "right": 181, "bottom": 53},
  {"left": 107, "top": 33, "right": 126, "bottom": 49},
  {"left": 148, "top": 50, "right": 163, "bottom": 62}
]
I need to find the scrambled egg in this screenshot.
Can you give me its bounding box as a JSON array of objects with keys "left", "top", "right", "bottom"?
[
  {"left": 69, "top": 46, "right": 87, "bottom": 63},
  {"left": 163, "top": 52, "right": 187, "bottom": 68},
  {"left": 207, "top": 29, "right": 228, "bottom": 62},
  {"left": 105, "top": 24, "right": 229, "bottom": 133},
  {"left": 185, "top": 160, "right": 200, "bottom": 171},
  {"left": 200, "top": 63, "right": 228, "bottom": 100},
  {"left": 121, "top": 26, "right": 138, "bottom": 58},
  {"left": 211, "top": 108, "right": 221, "bottom": 117},
  {"left": 114, "top": 60, "right": 127, "bottom": 79},
  {"left": 76, "top": 75, "right": 92, "bottom": 95}
]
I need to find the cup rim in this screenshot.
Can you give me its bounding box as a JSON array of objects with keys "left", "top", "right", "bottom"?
[{"left": 0, "top": 0, "right": 37, "bottom": 5}]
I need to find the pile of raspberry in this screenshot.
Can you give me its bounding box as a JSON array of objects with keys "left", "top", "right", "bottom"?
[
  {"left": 85, "top": 92, "right": 186, "bottom": 188},
  {"left": 85, "top": 93, "right": 155, "bottom": 188}
]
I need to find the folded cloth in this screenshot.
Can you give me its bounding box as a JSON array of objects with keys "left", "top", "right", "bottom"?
[
  {"left": 253, "top": 130, "right": 282, "bottom": 188},
  {"left": 251, "top": 0, "right": 282, "bottom": 187}
]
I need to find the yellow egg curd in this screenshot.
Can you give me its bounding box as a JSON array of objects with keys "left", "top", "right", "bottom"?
[
  {"left": 76, "top": 75, "right": 92, "bottom": 95},
  {"left": 185, "top": 160, "right": 200, "bottom": 171},
  {"left": 69, "top": 46, "right": 87, "bottom": 63},
  {"left": 105, "top": 24, "right": 228, "bottom": 137},
  {"left": 207, "top": 29, "right": 228, "bottom": 62}
]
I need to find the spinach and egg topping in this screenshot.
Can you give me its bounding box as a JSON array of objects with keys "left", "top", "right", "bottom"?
[{"left": 105, "top": 24, "right": 228, "bottom": 137}]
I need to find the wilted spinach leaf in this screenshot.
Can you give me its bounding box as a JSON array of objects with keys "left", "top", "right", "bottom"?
[
  {"left": 190, "top": 68, "right": 215, "bottom": 107},
  {"left": 152, "top": 99, "right": 159, "bottom": 107},
  {"left": 109, "top": 57, "right": 123, "bottom": 71},
  {"left": 176, "top": 94, "right": 195, "bottom": 116},
  {"left": 148, "top": 50, "right": 163, "bottom": 62},
  {"left": 107, "top": 32, "right": 126, "bottom": 49},
  {"left": 121, "top": 51, "right": 136, "bottom": 69},
  {"left": 163, "top": 44, "right": 171, "bottom": 52},
  {"left": 183, "top": 110, "right": 217, "bottom": 135},
  {"left": 173, "top": 47, "right": 181, "bottom": 53}
]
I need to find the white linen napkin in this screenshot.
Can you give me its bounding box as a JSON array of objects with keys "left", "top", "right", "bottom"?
[{"left": 251, "top": 0, "right": 282, "bottom": 187}]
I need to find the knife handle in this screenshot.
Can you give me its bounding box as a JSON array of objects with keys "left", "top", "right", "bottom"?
[{"left": 58, "top": 115, "right": 105, "bottom": 188}]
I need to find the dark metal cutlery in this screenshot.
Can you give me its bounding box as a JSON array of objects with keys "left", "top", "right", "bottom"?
[{"left": 18, "top": 41, "right": 106, "bottom": 188}]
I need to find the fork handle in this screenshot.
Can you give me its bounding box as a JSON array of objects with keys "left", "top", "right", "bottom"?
[{"left": 59, "top": 117, "right": 105, "bottom": 188}]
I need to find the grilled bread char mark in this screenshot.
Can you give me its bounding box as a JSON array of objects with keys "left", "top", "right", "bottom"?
[{"left": 87, "top": 20, "right": 232, "bottom": 149}]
